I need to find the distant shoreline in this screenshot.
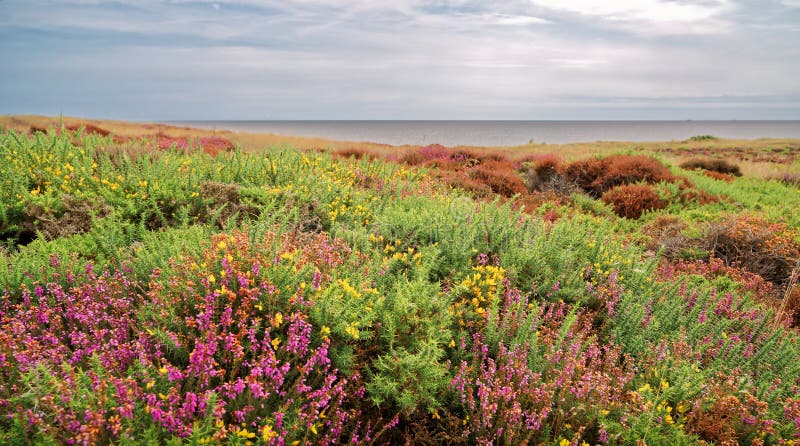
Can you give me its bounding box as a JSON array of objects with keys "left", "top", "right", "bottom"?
[{"left": 167, "top": 119, "right": 800, "bottom": 146}]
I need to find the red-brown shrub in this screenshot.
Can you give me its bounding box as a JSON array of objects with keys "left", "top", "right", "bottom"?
[
  {"left": 532, "top": 154, "right": 562, "bottom": 180},
  {"left": 198, "top": 136, "right": 235, "bottom": 155},
  {"left": 679, "top": 188, "right": 723, "bottom": 206},
  {"left": 333, "top": 148, "right": 376, "bottom": 160},
  {"left": 437, "top": 171, "right": 493, "bottom": 198},
  {"left": 680, "top": 158, "right": 742, "bottom": 176},
  {"left": 66, "top": 123, "right": 111, "bottom": 137},
  {"left": 561, "top": 157, "right": 605, "bottom": 193},
  {"left": 476, "top": 151, "right": 509, "bottom": 163},
  {"left": 468, "top": 160, "right": 527, "bottom": 197},
  {"left": 595, "top": 155, "right": 678, "bottom": 195},
  {"left": 702, "top": 170, "right": 735, "bottom": 182},
  {"left": 600, "top": 183, "right": 668, "bottom": 219},
  {"left": 563, "top": 155, "right": 678, "bottom": 197},
  {"left": 398, "top": 150, "right": 426, "bottom": 165}
]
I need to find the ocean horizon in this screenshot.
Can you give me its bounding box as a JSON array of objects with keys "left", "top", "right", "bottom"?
[{"left": 169, "top": 120, "right": 800, "bottom": 146}]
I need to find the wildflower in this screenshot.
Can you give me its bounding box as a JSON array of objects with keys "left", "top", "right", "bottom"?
[
  {"left": 272, "top": 312, "right": 283, "bottom": 328},
  {"left": 321, "top": 325, "right": 331, "bottom": 337},
  {"left": 236, "top": 428, "right": 255, "bottom": 439},
  {"left": 271, "top": 338, "right": 282, "bottom": 350},
  {"left": 262, "top": 425, "right": 276, "bottom": 441},
  {"left": 345, "top": 322, "right": 360, "bottom": 340},
  {"left": 559, "top": 439, "right": 570, "bottom": 446}
]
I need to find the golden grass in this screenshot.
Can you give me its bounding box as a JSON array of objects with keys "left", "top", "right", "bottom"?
[{"left": 3, "top": 115, "right": 798, "bottom": 177}]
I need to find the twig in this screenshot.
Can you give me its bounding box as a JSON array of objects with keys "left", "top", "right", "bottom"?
[{"left": 777, "top": 256, "right": 800, "bottom": 326}]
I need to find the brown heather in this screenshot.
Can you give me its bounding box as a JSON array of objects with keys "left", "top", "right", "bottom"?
[
  {"left": 563, "top": 155, "right": 679, "bottom": 197},
  {"left": 600, "top": 183, "right": 668, "bottom": 219},
  {"left": 680, "top": 157, "right": 742, "bottom": 176}
]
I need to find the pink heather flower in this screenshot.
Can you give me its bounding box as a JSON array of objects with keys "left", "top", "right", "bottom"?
[{"left": 312, "top": 270, "right": 323, "bottom": 290}]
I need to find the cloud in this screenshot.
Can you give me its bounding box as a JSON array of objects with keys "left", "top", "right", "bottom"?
[
  {"left": 530, "top": 0, "right": 731, "bottom": 21},
  {"left": 528, "top": 0, "right": 735, "bottom": 35},
  {"left": 0, "top": 0, "right": 797, "bottom": 119}
]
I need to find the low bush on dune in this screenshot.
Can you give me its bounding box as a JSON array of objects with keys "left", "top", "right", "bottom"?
[
  {"left": 333, "top": 148, "right": 376, "bottom": 160},
  {"left": 519, "top": 153, "right": 563, "bottom": 192},
  {"left": 467, "top": 160, "right": 527, "bottom": 197},
  {"left": 563, "top": 155, "right": 680, "bottom": 197},
  {"left": 600, "top": 183, "right": 668, "bottom": 219},
  {"left": 680, "top": 157, "right": 742, "bottom": 177}
]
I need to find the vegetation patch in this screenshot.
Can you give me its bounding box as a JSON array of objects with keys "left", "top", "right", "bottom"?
[
  {"left": 562, "top": 154, "right": 680, "bottom": 197},
  {"left": 2, "top": 128, "right": 800, "bottom": 445},
  {"left": 680, "top": 157, "right": 742, "bottom": 177}
]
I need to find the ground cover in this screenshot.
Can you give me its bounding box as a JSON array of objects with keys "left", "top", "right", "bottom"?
[{"left": 1, "top": 119, "right": 800, "bottom": 445}]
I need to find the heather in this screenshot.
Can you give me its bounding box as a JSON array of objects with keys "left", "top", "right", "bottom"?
[{"left": 2, "top": 127, "right": 800, "bottom": 445}]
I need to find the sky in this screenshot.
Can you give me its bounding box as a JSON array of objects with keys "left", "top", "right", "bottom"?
[{"left": 1, "top": 0, "right": 799, "bottom": 120}]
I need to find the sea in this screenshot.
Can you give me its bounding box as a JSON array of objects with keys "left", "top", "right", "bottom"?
[{"left": 169, "top": 120, "right": 800, "bottom": 147}]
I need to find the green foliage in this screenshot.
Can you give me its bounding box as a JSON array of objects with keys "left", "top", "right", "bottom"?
[{"left": 366, "top": 274, "right": 452, "bottom": 413}]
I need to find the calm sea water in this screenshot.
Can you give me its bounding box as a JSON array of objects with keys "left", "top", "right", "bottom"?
[{"left": 170, "top": 120, "right": 800, "bottom": 146}]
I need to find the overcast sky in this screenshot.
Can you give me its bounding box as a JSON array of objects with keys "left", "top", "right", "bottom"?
[{"left": 1, "top": 0, "right": 799, "bottom": 120}]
